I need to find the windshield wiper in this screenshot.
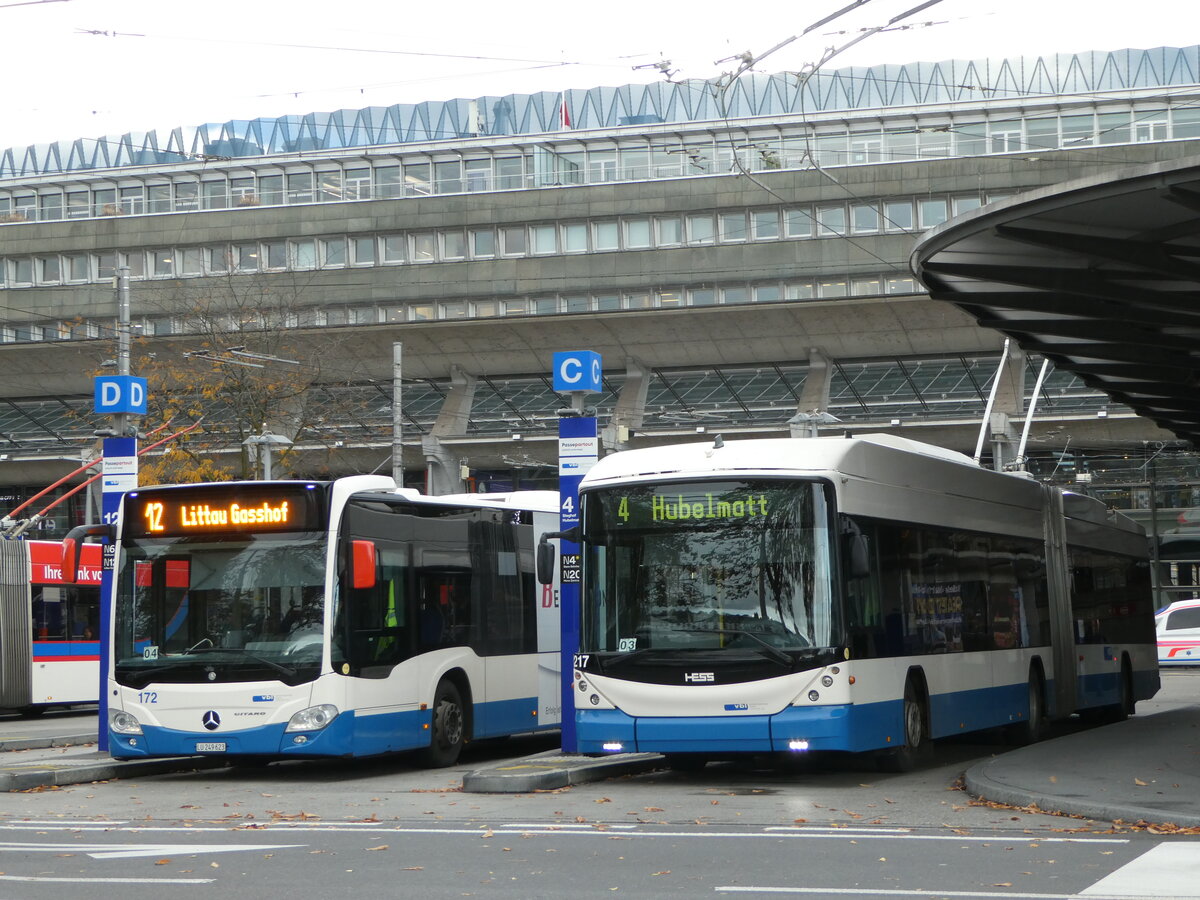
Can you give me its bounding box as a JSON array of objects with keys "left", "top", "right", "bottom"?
[
  {"left": 675, "top": 627, "right": 794, "bottom": 667},
  {"left": 162, "top": 646, "right": 299, "bottom": 679}
]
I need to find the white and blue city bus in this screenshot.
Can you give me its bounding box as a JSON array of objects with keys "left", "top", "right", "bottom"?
[
  {"left": 558, "top": 434, "right": 1159, "bottom": 770},
  {"left": 65, "top": 476, "right": 561, "bottom": 765}
]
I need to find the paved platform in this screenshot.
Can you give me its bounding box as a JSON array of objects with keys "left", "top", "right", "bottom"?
[{"left": 4, "top": 698, "right": 1198, "bottom": 828}]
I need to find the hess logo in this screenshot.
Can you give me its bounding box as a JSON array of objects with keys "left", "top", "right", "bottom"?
[{"left": 684, "top": 672, "right": 715, "bottom": 683}]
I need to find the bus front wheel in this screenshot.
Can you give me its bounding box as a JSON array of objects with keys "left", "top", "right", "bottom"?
[
  {"left": 876, "top": 680, "right": 929, "bottom": 773},
  {"left": 420, "top": 680, "right": 465, "bottom": 768}
]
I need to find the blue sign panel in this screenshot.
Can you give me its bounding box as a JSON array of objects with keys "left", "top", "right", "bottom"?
[
  {"left": 558, "top": 413, "right": 597, "bottom": 754},
  {"left": 94, "top": 375, "right": 148, "bottom": 415},
  {"left": 552, "top": 351, "right": 602, "bottom": 394}
]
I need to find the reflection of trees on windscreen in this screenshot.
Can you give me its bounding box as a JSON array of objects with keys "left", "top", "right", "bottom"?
[
  {"left": 121, "top": 537, "right": 325, "bottom": 658},
  {"left": 589, "top": 482, "right": 833, "bottom": 652}
]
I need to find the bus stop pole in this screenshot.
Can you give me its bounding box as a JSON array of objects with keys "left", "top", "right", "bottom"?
[
  {"left": 552, "top": 351, "right": 601, "bottom": 754},
  {"left": 95, "top": 267, "right": 143, "bottom": 751}
]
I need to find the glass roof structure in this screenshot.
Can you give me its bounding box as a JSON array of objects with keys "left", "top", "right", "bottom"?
[
  {"left": 3, "top": 46, "right": 1197, "bottom": 178},
  {"left": 0, "top": 355, "right": 1115, "bottom": 455}
]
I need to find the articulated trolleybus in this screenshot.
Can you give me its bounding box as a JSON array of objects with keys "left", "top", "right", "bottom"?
[
  {"left": 564, "top": 434, "right": 1159, "bottom": 770},
  {"left": 66, "top": 477, "right": 561, "bottom": 765},
  {"left": 0, "top": 540, "right": 102, "bottom": 714}
]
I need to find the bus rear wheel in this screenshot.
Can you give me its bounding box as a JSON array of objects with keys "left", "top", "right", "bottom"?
[
  {"left": 419, "top": 680, "right": 465, "bottom": 768},
  {"left": 1007, "top": 669, "right": 1046, "bottom": 745}
]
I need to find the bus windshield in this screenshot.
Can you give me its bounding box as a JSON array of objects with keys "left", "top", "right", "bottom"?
[
  {"left": 582, "top": 479, "right": 836, "bottom": 657},
  {"left": 113, "top": 533, "right": 327, "bottom": 688}
]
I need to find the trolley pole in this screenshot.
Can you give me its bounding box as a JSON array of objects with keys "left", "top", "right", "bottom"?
[
  {"left": 552, "top": 351, "right": 601, "bottom": 753},
  {"left": 93, "top": 266, "right": 146, "bottom": 751}
]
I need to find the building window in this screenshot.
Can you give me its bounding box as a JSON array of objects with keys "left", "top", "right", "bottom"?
[
  {"left": 624, "top": 219, "right": 651, "bottom": 249},
  {"left": 852, "top": 277, "right": 882, "bottom": 296},
  {"left": 786, "top": 282, "right": 814, "bottom": 300},
  {"left": 265, "top": 241, "right": 287, "bottom": 269},
  {"left": 440, "top": 230, "right": 466, "bottom": 260},
  {"left": 434, "top": 160, "right": 462, "bottom": 193},
  {"left": 317, "top": 170, "right": 342, "bottom": 201},
  {"left": 784, "top": 208, "right": 813, "bottom": 238},
  {"left": 37, "top": 256, "right": 60, "bottom": 283},
  {"left": 382, "top": 234, "right": 406, "bottom": 263},
  {"left": 286, "top": 172, "right": 314, "bottom": 204},
  {"left": 375, "top": 166, "right": 401, "bottom": 199},
  {"left": 593, "top": 221, "right": 619, "bottom": 251},
  {"left": 179, "top": 248, "right": 203, "bottom": 276},
  {"left": 751, "top": 209, "right": 780, "bottom": 240},
  {"left": 886, "top": 275, "right": 917, "bottom": 294},
  {"left": 174, "top": 182, "right": 199, "bottom": 211},
  {"left": 439, "top": 301, "right": 468, "bottom": 319},
  {"left": 344, "top": 168, "right": 371, "bottom": 200},
  {"left": 118, "top": 187, "right": 144, "bottom": 215},
  {"left": 152, "top": 249, "right": 174, "bottom": 277},
  {"left": 353, "top": 237, "right": 377, "bottom": 265},
  {"left": 470, "top": 228, "right": 495, "bottom": 258},
  {"left": 815, "top": 205, "right": 847, "bottom": 236},
  {"left": 624, "top": 292, "right": 651, "bottom": 309},
  {"left": 595, "top": 294, "right": 620, "bottom": 311},
  {"left": 562, "top": 222, "right": 588, "bottom": 253},
  {"left": 754, "top": 284, "right": 783, "bottom": 303},
  {"left": 258, "top": 175, "right": 284, "bottom": 205},
  {"left": 409, "top": 303, "right": 435, "bottom": 322},
  {"left": 655, "top": 216, "right": 682, "bottom": 246},
  {"left": 719, "top": 212, "right": 747, "bottom": 242},
  {"left": 404, "top": 163, "right": 432, "bottom": 196},
  {"left": 952, "top": 195, "right": 982, "bottom": 216},
  {"left": 690, "top": 288, "right": 716, "bottom": 306},
  {"left": 818, "top": 279, "right": 847, "bottom": 298},
  {"left": 411, "top": 233, "right": 436, "bottom": 262},
  {"left": 722, "top": 286, "right": 749, "bottom": 305},
  {"left": 532, "top": 225, "right": 557, "bottom": 254},
  {"left": 464, "top": 159, "right": 491, "bottom": 192},
  {"left": 495, "top": 156, "right": 525, "bottom": 189},
  {"left": 39, "top": 193, "right": 63, "bottom": 221},
  {"left": 501, "top": 226, "right": 526, "bottom": 256},
  {"left": 686, "top": 214, "right": 714, "bottom": 245},
  {"left": 918, "top": 198, "right": 948, "bottom": 229},
  {"left": 850, "top": 203, "right": 880, "bottom": 234},
  {"left": 202, "top": 179, "right": 228, "bottom": 209},
  {"left": 290, "top": 239, "right": 316, "bottom": 269},
  {"left": 320, "top": 237, "right": 347, "bottom": 266},
  {"left": 883, "top": 200, "right": 914, "bottom": 231},
  {"left": 236, "top": 244, "right": 259, "bottom": 272}
]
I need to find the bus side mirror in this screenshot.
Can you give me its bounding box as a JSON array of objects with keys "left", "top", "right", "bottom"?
[
  {"left": 61, "top": 523, "right": 114, "bottom": 584},
  {"left": 844, "top": 531, "right": 871, "bottom": 580},
  {"left": 536, "top": 540, "right": 555, "bottom": 585},
  {"left": 351, "top": 539, "right": 377, "bottom": 590}
]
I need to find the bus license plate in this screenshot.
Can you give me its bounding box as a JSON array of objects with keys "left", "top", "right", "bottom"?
[{"left": 195, "top": 742, "right": 226, "bottom": 752}]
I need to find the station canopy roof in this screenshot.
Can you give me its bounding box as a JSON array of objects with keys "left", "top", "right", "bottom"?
[{"left": 912, "top": 155, "right": 1200, "bottom": 446}]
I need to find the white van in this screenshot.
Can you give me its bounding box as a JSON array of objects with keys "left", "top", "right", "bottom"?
[{"left": 1157, "top": 599, "right": 1200, "bottom": 665}]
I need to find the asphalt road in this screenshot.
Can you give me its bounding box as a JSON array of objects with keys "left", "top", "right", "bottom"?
[{"left": 1, "top": 673, "right": 1198, "bottom": 898}]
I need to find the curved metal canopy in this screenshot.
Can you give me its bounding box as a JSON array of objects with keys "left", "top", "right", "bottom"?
[{"left": 912, "top": 154, "right": 1200, "bottom": 446}]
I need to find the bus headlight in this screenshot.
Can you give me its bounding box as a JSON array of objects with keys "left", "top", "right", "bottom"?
[
  {"left": 109, "top": 709, "right": 143, "bottom": 735},
  {"left": 285, "top": 704, "right": 339, "bottom": 732}
]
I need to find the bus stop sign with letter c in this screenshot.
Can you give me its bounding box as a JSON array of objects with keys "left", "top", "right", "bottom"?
[{"left": 553, "top": 351, "right": 602, "bottom": 394}]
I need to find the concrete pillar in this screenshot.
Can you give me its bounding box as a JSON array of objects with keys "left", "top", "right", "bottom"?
[
  {"left": 423, "top": 365, "right": 478, "bottom": 494},
  {"left": 601, "top": 358, "right": 648, "bottom": 454}
]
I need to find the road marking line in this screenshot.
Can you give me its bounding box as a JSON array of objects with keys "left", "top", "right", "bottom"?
[
  {"left": 715, "top": 887, "right": 1189, "bottom": 899},
  {"left": 0, "top": 840, "right": 303, "bottom": 859},
  {"left": 1083, "top": 843, "right": 1200, "bottom": 898},
  {"left": 0, "top": 883, "right": 213, "bottom": 888}
]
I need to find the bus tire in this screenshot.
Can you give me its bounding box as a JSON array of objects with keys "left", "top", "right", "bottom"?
[
  {"left": 876, "top": 678, "right": 929, "bottom": 773},
  {"left": 419, "top": 679, "right": 465, "bottom": 768},
  {"left": 1008, "top": 668, "right": 1046, "bottom": 745},
  {"left": 1109, "top": 660, "right": 1135, "bottom": 722}
]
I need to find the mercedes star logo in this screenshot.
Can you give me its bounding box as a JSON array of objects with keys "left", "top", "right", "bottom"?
[{"left": 202, "top": 710, "right": 221, "bottom": 731}]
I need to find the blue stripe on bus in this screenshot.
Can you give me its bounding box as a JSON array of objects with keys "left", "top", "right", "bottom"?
[
  {"left": 110, "top": 695, "right": 552, "bottom": 759},
  {"left": 578, "top": 680, "right": 1059, "bottom": 755},
  {"left": 31, "top": 641, "right": 101, "bottom": 658}
]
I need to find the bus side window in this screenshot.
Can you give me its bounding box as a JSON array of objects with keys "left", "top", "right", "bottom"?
[{"left": 32, "top": 586, "right": 66, "bottom": 640}]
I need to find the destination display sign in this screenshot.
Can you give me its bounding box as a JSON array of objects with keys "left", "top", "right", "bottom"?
[
  {"left": 126, "top": 484, "right": 323, "bottom": 538},
  {"left": 609, "top": 482, "right": 777, "bottom": 528}
]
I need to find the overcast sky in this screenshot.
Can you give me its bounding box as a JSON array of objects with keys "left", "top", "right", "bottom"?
[{"left": 2, "top": 0, "right": 1195, "bottom": 149}]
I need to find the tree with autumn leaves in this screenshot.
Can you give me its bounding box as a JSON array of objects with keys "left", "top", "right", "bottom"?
[{"left": 120, "top": 271, "right": 378, "bottom": 486}]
